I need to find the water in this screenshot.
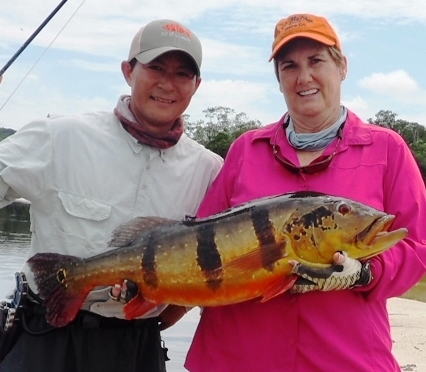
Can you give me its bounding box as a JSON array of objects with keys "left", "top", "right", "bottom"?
[
  {"left": 0, "top": 202, "right": 197, "bottom": 371},
  {"left": 0, "top": 202, "right": 33, "bottom": 299},
  {"left": 0, "top": 202, "right": 425, "bottom": 371}
]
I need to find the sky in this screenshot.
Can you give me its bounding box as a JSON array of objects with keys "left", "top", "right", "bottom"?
[{"left": 0, "top": 0, "right": 425, "bottom": 131}]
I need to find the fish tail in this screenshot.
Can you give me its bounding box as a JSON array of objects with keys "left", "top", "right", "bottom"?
[{"left": 27, "top": 253, "right": 89, "bottom": 327}]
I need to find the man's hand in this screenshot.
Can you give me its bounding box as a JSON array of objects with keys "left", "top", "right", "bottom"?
[
  {"left": 157, "top": 305, "right": 188, "bottom": 331},
  {"left": 109, "top": 279, "right": 138, "bottom": 303},
  {"left": 289, "top": 252, "right": 372, "bottom": 293}
]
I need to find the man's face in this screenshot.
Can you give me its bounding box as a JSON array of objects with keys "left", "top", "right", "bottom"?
[{"left": 122, "top": 51, "right": 201, "bottom": 134}]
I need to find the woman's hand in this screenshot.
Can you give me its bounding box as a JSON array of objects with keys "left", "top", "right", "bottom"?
[{"left": 289, "top": 252, "right": 372, "bottom": 293}]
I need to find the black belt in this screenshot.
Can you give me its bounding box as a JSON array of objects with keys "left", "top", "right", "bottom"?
[
  {"left": 74, "top": 310, "right": 151, "bottom": 329},
  {"left": 24, "top": 301, "right": 152, "bottom": 334}
]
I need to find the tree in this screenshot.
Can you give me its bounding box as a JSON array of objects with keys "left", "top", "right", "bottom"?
[
  {"left": 368, "top": 110, "right": 398, "bottom": 130},
  {"left": 368, "top": 109, "right": 426, "bottom": 183},
  {"left": 185, "top": 106, "right": 261, "bottom": 158}
]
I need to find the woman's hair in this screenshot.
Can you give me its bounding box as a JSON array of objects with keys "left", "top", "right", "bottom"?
[{"left": 273, "top": 44, "right": 345, "bottom": 81}]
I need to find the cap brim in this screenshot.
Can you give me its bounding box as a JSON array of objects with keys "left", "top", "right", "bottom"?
[
  {"left": 269, "top": 33, "right": 336, "bottom": 61},
  {"left": 134, "top": 47, "right": 200, "bottom": 75}
]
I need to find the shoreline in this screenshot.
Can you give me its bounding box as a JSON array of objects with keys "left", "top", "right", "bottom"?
[{"left": 388, "top": 297, "right": 426, "bottom": 372}]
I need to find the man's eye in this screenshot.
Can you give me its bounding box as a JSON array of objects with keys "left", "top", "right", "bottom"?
[
  {"left": 281, "top": 64, "right": 295, "bottom": 70},
  {"left": 177, "top": 71, "right": 195, "bottom": 79}
]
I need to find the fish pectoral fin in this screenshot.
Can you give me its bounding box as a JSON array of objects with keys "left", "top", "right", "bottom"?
[
  {"left": 123, "top": 294, "right": 158, "bottom": 319},
  {"left": 220, "top": 249, "right": 264, "bottom": 272},
  {"left": 220, "top": 241, "right": 288, "bottom": 273},
  {"left": 260, "top": 275, "right": 298, "bottom": 302}
]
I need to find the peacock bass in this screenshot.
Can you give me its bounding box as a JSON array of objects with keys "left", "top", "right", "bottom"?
[{"left": 27, "top": 191, "right": 407, "bottom": 327}]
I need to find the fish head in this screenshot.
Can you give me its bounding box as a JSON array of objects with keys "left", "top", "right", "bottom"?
[{"left": 278, "top": 194, "right": 407, "bottom": 264}]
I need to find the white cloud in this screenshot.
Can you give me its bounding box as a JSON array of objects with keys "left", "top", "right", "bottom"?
[
  {"left": 342, "top": 95, "right": 372, "bottom": 121},
  {"left": 201, "top": 39, "right": 270, "bottom": 77},
  {"left": 67, "top": 59, "right": 118, "bottom": 73},
  {"left": 358, "top": 70, "right": 426, "bottom": 107},
  {"left": 359, "top": 70, "right": 419, "bottom": 94},
  {"left": 186, "top": 79, "right": 274, "bottom": 123},
  {"left": 1, "top": 0, "right": 426, "bottom": 130}
]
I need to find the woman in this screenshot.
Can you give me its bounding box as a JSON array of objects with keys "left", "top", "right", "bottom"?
[{"left": 185, "top": 14, "right": 426, "bottom": 372}]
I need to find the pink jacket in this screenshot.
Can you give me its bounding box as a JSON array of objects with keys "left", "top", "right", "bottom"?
[{"left": 185, "top": 110, "right": 426, "bottom": 372}]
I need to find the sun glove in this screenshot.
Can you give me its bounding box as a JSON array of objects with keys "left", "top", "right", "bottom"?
[{"left": 290, "top": 251, "right": 372, "bottom": 293}]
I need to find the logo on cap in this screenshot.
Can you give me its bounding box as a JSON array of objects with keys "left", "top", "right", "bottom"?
[
  {"left": 280, "top": 14, "right": 314, "bottom": 32},
  {"left": 163, "top": 23, "right": 191, "bottom": 38}
]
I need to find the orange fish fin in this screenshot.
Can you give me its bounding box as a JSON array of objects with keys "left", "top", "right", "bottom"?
[
  {"left": 260, "top": 274, "right": 298, "bottom": 302},
  {"left": 123, "top": 294, "right": 158, "bottom": 319},
  {"left": 26, "top": 253, "right": 90, "bottom": 327},
  {"left": 220, "top": 241, "right": 288, "bottom": 272},
  {"left": 108, "top": 217, "right": 177, "bottom": 247}
]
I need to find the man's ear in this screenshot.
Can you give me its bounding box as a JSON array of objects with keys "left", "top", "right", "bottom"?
[
  {"left": 121, "top": 61, "right": 132, "bottom": 86},
  {"left": 194, "top": 77, "right": 202, "bottom": 92}
]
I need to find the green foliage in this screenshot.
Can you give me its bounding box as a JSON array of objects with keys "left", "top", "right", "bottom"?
[
  {"left": 368, "top": 110, "right": 426, "bottom": 182},
  {"left": 184, "top": 106, "right": 261, "bottom": 158},
  {"left": 1, "top": 108, "right": 425, "bottom": 182},
  {"left": 186, "top": 107, "right": 425, "bottom": 182}
]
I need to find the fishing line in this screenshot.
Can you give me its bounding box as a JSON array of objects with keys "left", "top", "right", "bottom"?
[{"left": 0, "top": 0, "right": 87, "bottom": 113}]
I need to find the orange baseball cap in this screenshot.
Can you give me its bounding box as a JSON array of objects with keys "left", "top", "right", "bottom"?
[{"left": 269, "top": 14, "right": 341, "bottom": 61}]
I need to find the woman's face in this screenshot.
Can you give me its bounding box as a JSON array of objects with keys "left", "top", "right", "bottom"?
[{"left": 276, "top": 38, "right": 347, "bottom": 128}]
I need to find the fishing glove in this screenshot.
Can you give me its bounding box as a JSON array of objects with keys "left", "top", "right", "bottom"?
[
  {"left": 290, "top": 252, "right": 372, "bottom": 293},
  {"left": 90, "top": 280, "right": 167, "bottom": 318}
]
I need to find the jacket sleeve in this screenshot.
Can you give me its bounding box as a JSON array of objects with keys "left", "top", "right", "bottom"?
[
  {"left": 0, "top": 120, "right": 52, "bottom": 207},
  {"left": 360, "top": 137, "right": 426, "bottom": 300}
]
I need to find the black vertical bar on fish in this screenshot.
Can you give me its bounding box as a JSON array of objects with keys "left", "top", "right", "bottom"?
[
  {"left": 142, "top": 233, "right": 159, "bottom": 288},
  {"left": 250, "top": 207, "right": 282, "bottom": 270},
  {"left": 0, "top": 0, "right": 68, "bottom": 77},
  {"left": 196, "top": 224, "right": 223, "bottom": 289}
]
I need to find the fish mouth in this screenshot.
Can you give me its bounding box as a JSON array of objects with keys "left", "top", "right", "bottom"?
[
  {"left": 357, "top": 215, "right": 395, "bottom": 245},
  {"left": 356, "top": 215, "right": 407, "bottom": 257}
]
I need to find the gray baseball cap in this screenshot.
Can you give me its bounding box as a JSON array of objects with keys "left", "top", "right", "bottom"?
[{"left": 127, "top": 19, "right": 202, "bottom": 76}]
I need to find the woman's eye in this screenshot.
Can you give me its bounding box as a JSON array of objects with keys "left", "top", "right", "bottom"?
[{"left": 310, "top": 58, "right": 324, "bottom": 66}]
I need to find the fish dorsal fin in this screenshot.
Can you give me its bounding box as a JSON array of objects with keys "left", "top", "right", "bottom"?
[
  {"left": 220, "top": 240, "right": 288, "bottom": 273},
  {"left": 288, "top": 190, "right": 327, "bottom": 198},
  {"left": 108, "top": 216, "right": 176, "bottom": 248}
]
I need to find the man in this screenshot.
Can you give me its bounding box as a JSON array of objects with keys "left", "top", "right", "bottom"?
[{"left": 0, "top": 19, "right": 222, "bottom": 372}]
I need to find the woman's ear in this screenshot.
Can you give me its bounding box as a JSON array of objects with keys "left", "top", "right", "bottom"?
[{"left": 340, "top": 56, "right": 348, "bottom": 81}]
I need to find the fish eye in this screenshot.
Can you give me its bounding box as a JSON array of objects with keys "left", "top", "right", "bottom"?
[{"left": 337, "top": 202, "right": 351, "bottom": 215}]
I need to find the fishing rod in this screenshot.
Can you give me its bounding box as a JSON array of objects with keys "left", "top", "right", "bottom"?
[{"left": 0, "top": 0, "right": 68, "bottom": 78}]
